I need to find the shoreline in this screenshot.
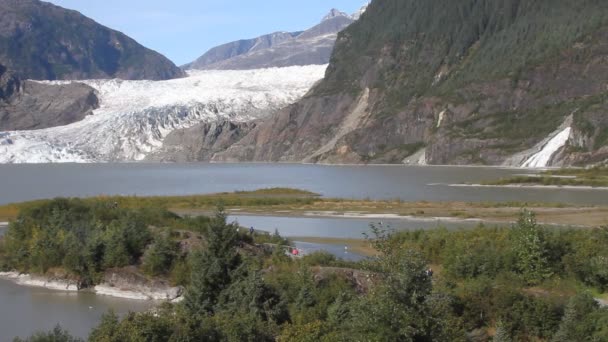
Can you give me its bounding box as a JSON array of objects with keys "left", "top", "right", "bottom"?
[
  {"left": 0, "top": 271, "right": 182, "bottom": 302},
  {"left": 227, "top": 210, "right": 488, "bottom": 223},
  {"left": 300, "top": 211, "right": 487, "bottom": 223},
  {"left": 440, "top": 183, "right": 608, "bottom": 191}
]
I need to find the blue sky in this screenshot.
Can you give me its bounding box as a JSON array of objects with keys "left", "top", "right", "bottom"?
[{"left": 47, "top": 0, "right": 366, "bottom": 66}]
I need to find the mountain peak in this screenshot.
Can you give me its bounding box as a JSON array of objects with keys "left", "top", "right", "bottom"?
[
  {"left": 352, "top": 3, "right": 370, "bottom": 20},
  {"left": 322, "top": 8, "right": 349, "bottom": 21}
]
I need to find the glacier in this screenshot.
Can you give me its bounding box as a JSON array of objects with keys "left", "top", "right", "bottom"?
[{"left": 0, "top": 65, "right": 327, "bottom": 163}]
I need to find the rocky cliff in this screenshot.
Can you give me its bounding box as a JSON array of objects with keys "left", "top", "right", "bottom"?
[
  {"left": 146, "top": 120, "right": 257, "bottom": 162},
  {"left": 0, "top": 0, "right": 184, "bottom": 80},
  {"left": 0, "top": 63, "right": 99, "bottom": 131},
  {"left": 216, "top": 0, "right": 608, "bottom": 167}
]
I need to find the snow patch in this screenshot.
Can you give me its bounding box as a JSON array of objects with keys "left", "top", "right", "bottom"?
[
  {"left": 522, "top": 127, "right": 571, "bottom": 168},
  {"left": 0, "top": 65, "right": 326, "bottom": 163},
  {"left": 437, "top": 110, "right": 446, "bottom": 128},
  {"left": 352, "top": 2, "right": 370, "bottom": 20}
]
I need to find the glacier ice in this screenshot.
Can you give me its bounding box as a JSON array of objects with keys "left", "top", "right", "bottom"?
[{"left": 0, "top": 65, "right": 327, "bottom": 163}]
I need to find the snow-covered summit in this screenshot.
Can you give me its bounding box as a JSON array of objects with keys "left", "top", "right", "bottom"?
[
  {"left": 0, "top": 65, "right": 327, "bottom": 163},
  {"left": 322, "top": 8, "right": 350, "bottom": 21}
]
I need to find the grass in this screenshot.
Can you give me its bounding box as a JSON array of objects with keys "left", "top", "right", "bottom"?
[
  {"left": 1, "top": 187, "right": 607, "bottom": 227},
  {"left": 0, "top": 188, "right": 319, "bottom": 222},
  {"left": 291, "top": 237, "right": 377, "bottom": 257}
]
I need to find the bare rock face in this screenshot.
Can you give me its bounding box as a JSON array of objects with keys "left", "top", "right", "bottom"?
[
  {"left": 217, "top": 0, "right": 608, "bottom": 167},
  {"left": 146, "top": 120, "right": 257, "bottom": 162},
  {"left": 0, "top": 63, "right": 19, "bottom": 99},
  {"left": 96, "top": 266, "right": 183, "bottom": 301},
  {"left": 0, "top": 0, "right": 184, "bottom": 81},
  {"left": 0, "top": 76, "right": 99, "bottom": 131}
]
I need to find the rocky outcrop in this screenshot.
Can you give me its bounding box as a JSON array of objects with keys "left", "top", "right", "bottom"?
[
  {"left": 0, "top": 268, "right": 183, "bottom": 301},
  {"left": 95, "top": 267, "right": 183, "bottom": 301},
  {"left": 146, "top": 120, "right": 256, "bottom": 162},
  {"left": 217, "top": 0, "right": 608, "bottom": 167},
  {"left": 0, "top": 0, "right": 184, "bottom": 80},
  {"left": 185, "top": 9, "right": 357, "bottom": 70},
  {"left": 0, "top": 271, "right": 79, "bottom": 291},
  {"left": 312, "top": 267, "right": 378, "bottom": 294},
  {"left": 0, "top": 79, "right": 99, "bottom": 131},
  {"left": 0, "top": 63, "right": 19, "bottom": 99}
]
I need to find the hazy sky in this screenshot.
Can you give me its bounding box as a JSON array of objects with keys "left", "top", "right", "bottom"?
[{"left": 47, "top": 0, "right": 366, "bottom": 66}]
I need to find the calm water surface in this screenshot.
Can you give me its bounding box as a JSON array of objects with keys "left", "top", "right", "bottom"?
[
  {"left": 0, "top": 163, "right": 607, "bottom": 205},
  {"left": 230, "top": 215, "right": 484, "bottom": 239},
  {"left": 1, "top": 163, "right": 607, "bottom": 338},
  {"left": 0, "top": 225, "right": 156, "bottom": 340}
]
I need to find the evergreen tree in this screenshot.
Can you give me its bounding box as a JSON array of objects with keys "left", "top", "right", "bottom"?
[
  {"left": 552, "top": 293, "right": 599, "bottom": 342},
  {"left": 142, "top": 230, "right": 178, "bottom": 276},
  {"left": 183, "top": 205, "right": 242, "bottom": 317},
  {"left": 327, "top": 292, "right": 351, "bottom": 326},
  {"left": 14, "top": 325, "right": 82, "bottom": 342},
  {"left": 346, "top": 224, "right": 453, "bottom": 340},
  {"left": 552, "top": 300, "right": 578, "bottom": 342},
  {"left": 218, "top": 270, "right": 289, "bottom": 324},
  {"left": 494, "top": 321, "right": 512, "bottom": 342},
  {"left": 511, "top": 210, "right": 552, "bottom": 284}
]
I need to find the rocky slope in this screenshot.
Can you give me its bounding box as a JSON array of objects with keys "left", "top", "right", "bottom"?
[
  {"left": 216, "top": 0, "right": 608, "bottom": 167},
  {"left": 0, "top": 65, "right": 326, "bottom": 163},
  {"left": 145, "top": 120, "right": 257, "bottom": 162},
  {"left": 0, "top": 0, "right": 184, "bottom": 80},
  {"left": 185, "top": 8, "right": 362, "bottom": 70},
  {"left": 0, "top": 64, "right": 99, "bottom": 131},
  {"left": 182, "top": 32, "right": 301, "bottom": 70}
]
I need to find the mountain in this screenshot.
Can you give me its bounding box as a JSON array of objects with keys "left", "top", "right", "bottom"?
[
  {"left": 0, "top": 65, "right": 326, "bottom": 163},
  {"left": 185, "top": 8, "right": 359, "bottom": 70},
  {"left": 0, "top": 63, "right": 99, "bottom": 131},
  {"left": 215, "top": 0, "right": 608, "bottom": 167},
  {"left": 182, "top": 32, "right": 301, "bottom": 70},
  {"left": 0, "top": 0, "right": 184, "bottom": 80}
]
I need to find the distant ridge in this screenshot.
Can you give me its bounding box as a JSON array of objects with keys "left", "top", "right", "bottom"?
[{"left": 185, "top": 6, "right": 368, "bottom": 70}]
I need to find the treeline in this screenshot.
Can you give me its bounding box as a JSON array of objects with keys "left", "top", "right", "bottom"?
[
  {"left": 391, "top": 211, "right": 608, "bottom": 340},
  {"left": 324, "top": 0, "right": 608, "bottom": 100},
  {"left": 6, "top": 201, "right": 608, "bottom": 341},
  {"left": 0, "top": 198, "right": 206, "bottom": 286}
]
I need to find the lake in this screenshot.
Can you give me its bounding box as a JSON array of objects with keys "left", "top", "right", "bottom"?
[
  {"left": 230, "top": 214, "right": 485, "bottom": 239},
  {"left": 0, "top": 163, "right": 606, "bottom": 205},
  {"left": 0, "top": 224, "right": 156, "bottom": 339},
  {"left": 0, "top": 162, "right": 606, "bottom": 339}
]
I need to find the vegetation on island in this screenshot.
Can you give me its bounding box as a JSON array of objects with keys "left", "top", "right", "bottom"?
[
  {"left": 2, "top": 187, "right": 608, "bottom": 228},
  {"left": 2, "top": 198, "right": 608, "bottom": 341},
  {"left": 482, "top": 167, "right": 608, "bottom": 188}
]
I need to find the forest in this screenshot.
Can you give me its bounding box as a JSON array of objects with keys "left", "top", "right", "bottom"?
[{"left": 1, "top": 198, "right": 607, "bottom": 341}]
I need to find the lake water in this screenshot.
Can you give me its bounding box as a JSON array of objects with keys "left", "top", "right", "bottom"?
[
  {"left": 0, "top": 278, "right": 156, "bottom": 340},
  {"left": 0, "top": 224, "right": 156, "bottom": 339},
  {"left": 230, "top": 215, "right": 485, "bottom": 239},
  {"left": 1, "top": 163, "right": 607, "bottom": 339},
  {"left": 0, "top": 163, "right": 607, "bottom": 205}
]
